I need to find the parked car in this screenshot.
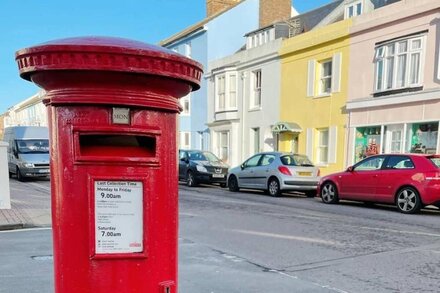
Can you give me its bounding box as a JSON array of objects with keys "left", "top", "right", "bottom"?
[
  {"left": 227, "top": 152, "right": 320, "bottom": 197},
  {"left": 179, "top": 150, "right": 229, "bottom": 187},
  {"left": 318, "top": 154, "right": 440, "bottom": 214},
  {"left": 3, "top": 126, "right": 50, "bottom": 181}
]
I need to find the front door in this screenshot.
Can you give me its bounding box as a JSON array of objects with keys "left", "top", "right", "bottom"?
[{"left": 385, "top": 124, "right": 404, "bottom": 153}]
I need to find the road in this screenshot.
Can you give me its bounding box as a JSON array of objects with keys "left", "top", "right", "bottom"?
[
  {"left": 179, "top": 183, "right": 440, "bottom": 293},
  {"left": 2, "top": 178, "right": 440, "bottom": 292}
]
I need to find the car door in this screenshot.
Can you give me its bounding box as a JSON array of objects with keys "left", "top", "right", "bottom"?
[
  {"left": 339, "top": 155, "right": 386, "bottom": 201},
  {"left": 375, "top": 155, "right": 415, "bottom": 203},
  {"left": 254, "top": 154, "right": 276, "bottom": 189},
  {"left": 238, "top": 155, "right": 263, "bottom": 188},
  {"left": 178, "top": 151, "right": 188, "bottom": 180}
]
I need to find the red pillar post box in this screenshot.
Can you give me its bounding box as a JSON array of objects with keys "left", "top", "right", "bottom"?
[{"left": 15, "top": 37, "right": 203, "bottom": 293}]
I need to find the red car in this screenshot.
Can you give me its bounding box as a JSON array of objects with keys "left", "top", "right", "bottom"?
[{"left": 318, "top": 154, "right": 440, "bottom": 214}]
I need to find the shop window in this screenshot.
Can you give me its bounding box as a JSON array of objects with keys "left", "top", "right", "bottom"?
[
  {"left": 354, "top": 127, "right": 382, "bottom": 163},
  {"left": 406, "top": 123, "right": 438, "bottom": 154}
]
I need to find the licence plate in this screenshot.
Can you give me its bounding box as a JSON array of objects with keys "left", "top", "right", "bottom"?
[
  {"left": 298, "top": 172, "right": 312, "bottom": 176},
  {"left": 39, "top": 169, "right": 50, "bottom": 173},
  {"left": 212, "top": 174, "right": 225, "bottom": 178}
]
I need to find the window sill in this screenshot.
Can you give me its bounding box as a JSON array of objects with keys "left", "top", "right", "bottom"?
[
  {"left": 215, "top": 109, "right": 238, "bottom": 114},
  {"left": 313, "top": 93, "right": 331, "bottom": 99},
  {"left": 373, "top": 86, "right": 423, "bottom": 97},
  {"left": 248, "top": 107, "right": 262, "bottom": 112},
  {"left": 316, "top": 163, "right": 329, "bottom": 168}
]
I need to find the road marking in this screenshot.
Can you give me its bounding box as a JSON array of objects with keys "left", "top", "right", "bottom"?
[
  {"left": 0, "top": 227, "right": 51, "bottom": 234},
  {"left": 231, "top": 229, "right": 341, "bottom": 246},
  {"left": 358, "top": 226, "right": 440, "bottom": 238}
]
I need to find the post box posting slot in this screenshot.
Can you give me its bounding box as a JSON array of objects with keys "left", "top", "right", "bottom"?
[{"left": 73, "top": 127, "right": 160, "bottom": 164}]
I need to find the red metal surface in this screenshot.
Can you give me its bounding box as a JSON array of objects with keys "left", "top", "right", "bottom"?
[{"left": 16, "top": 36, "right": 202, "bottom": 293}]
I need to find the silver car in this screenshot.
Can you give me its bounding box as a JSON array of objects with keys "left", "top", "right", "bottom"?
[{"left": 227, "top": 152, "right": 321, "bottom": 197}]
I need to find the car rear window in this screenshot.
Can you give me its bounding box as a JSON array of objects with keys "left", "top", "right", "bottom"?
[
  {"left": 429, "top": 157, "right": 440, "bottom": 168},
  {"left": 281, "top": 155, "right": 313, "bottom": 167}
]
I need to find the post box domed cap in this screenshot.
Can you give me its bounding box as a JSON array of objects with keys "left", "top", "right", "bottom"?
[{"left": 15, "top": 36, "right": 203, "bottom": 90}]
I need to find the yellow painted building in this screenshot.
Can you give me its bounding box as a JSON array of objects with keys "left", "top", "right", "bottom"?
[{"left": 278, "top": 19, "right": 352, "bottom": 175}]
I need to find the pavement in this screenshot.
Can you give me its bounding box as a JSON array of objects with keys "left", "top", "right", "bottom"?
[{"left": 0, "top": 178, "right": 51, "bottom": 230}]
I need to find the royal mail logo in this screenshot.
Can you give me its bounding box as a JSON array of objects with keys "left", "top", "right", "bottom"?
[{"left": 129, "top": 242, "right": 142, "bottom": 248}]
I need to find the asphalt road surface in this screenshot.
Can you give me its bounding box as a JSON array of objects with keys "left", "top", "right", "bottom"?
[{"left": 179, "top": 183, "right": 440, "bottom": 293}]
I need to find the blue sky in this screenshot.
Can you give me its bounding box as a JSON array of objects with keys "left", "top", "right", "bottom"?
[{"left": 0, "top": 0, "right": 332, "bottom": 113}]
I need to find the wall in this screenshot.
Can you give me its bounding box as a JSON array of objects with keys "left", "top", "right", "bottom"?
[{"left": 280, "top": 19, "right": 351, "bottom": 175}]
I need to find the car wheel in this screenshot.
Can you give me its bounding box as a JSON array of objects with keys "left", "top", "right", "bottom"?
[
  {"left": 186, "top": 171, "right": 197, "bottom": 187},
  {"left": 220, "top": 183, "right": 227, "bottom": 188},
  {"left": 396, "top": 187, "right": 421, "bottom": 214},
  {"left": 305, "top": 190, "right": 316, "bottom": 198},
  {"left": 320, "top": 182, "right": 339, "bottom": 204},
  {"left": 16, "top": 167, "right": 25, "bottom": 182},
  {"left": 228, "top": 175, "right": 239, "bottom": 192},
  {"left": 268, "top": 177, "right": 281, "bottom": 197}
]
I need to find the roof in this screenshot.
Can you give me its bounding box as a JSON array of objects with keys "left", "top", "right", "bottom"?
[
  {"left": 159, "top": 1, "right": 244, "bottom": 47},
  {"left": 287, "top": 0, "right": 344, "bottom": 34}
]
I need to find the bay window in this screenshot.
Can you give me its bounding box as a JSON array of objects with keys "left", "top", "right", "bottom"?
[{"left": 374, "top": 34, "right": 425, "bottom": 93}]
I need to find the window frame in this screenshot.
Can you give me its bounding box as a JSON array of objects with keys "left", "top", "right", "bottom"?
[
  {"left": 344, "top": 0, "right": 363, "bottom": 19},
  {"left": 179, "top": 131, "right": 191, "bottom": 150},
  {"left": 317, "top": 128, "right": 329, "bottom": 164},
  {"left": 216, "top": 131, "right": 230, "bottom": 163},
  {"left": 251, "top": 69, "right": 262, "bottom": 109},
  {"left": 180, "top": 94, "right": 191, "bottom": 116},
  {"left": 318, "top": 60, "right": 332, "bottom": 95},
  {"left": 215, "top": 71, "right": 238, "bottom": 113},
  {"left": 374, "top": 34, "right": 425, "bottom": 94}
]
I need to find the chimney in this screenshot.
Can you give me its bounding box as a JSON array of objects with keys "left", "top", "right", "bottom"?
[
  {"left": 259, "top": 0, "right": 292, "bottom": 28},
  {"left": 206, "top": 0, "right": 242, "bottom": 17}
]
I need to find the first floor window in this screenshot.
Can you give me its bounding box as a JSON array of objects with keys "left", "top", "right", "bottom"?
[
  {"left": 180, "top": 132, "right": 191, "bottom": 150},
  {"left": 252, "top": 70, "right": 262, "bottom": 108},
  {"left": 374, "top": 34, "right": 425, "bottom": 92},
  {"left": 319, "top": 60, "right": 332, "bottom": 95},
  {"left": 317, "top": 129, "right": 329, "bottom": 164}
]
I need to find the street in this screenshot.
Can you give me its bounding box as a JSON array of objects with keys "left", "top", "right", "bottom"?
[{"left": 1, "top": 178, "right": 440, "bottom": 292}]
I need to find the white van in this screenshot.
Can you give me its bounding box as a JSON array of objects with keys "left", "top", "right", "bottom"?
[{"left": 3, "top": 126, "right": 50, "bottom": 181}]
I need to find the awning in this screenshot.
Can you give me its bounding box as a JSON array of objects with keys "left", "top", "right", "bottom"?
[{"left": 271, "top": 122, "right": 302, "bottom": 133}]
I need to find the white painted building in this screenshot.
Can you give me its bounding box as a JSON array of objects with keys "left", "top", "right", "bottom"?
[
  {"left": 206, "top": 23, "right": 287, "bottom": 167},
  {"left": 3, "top": 91, "right": 47, "bottom": 128}
]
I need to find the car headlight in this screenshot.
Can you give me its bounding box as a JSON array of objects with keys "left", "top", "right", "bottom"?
[
  {"left": 196, "top": 165, "right": 208, "bottom": 173},
  {"left": 23, "top": 163, "right": 34, "bottom": 168}
]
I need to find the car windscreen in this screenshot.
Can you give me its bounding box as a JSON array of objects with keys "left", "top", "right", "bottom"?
[
  {"left": 16, "top": 139, "right": 49, "bottom": 154},
  {"left": 428, "top": 157, "right": 440, "bottom": 168},
  {"left": 280, "top": 155, "right": 314, "bottom": 167},
  {"left": 188, "top": 151, "right": 220, "bottom": 162}
]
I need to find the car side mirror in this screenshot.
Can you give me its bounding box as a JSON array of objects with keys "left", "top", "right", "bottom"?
[
  {"left": 241, "top": 164, "right": 245, "bottom": 170},
  {"left": 180, "top": 157, "right": 188, "bottom": 163},
  {"left": 13, "top": 148, "right": 18, "bottom": 158},
  {"left": 346, "top": 166, "right": 353, "bottom": 172}
]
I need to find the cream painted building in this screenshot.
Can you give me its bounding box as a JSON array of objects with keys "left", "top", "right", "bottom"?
[{"left": 346, "top": 0, "right": 440, "bottom": 165}]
